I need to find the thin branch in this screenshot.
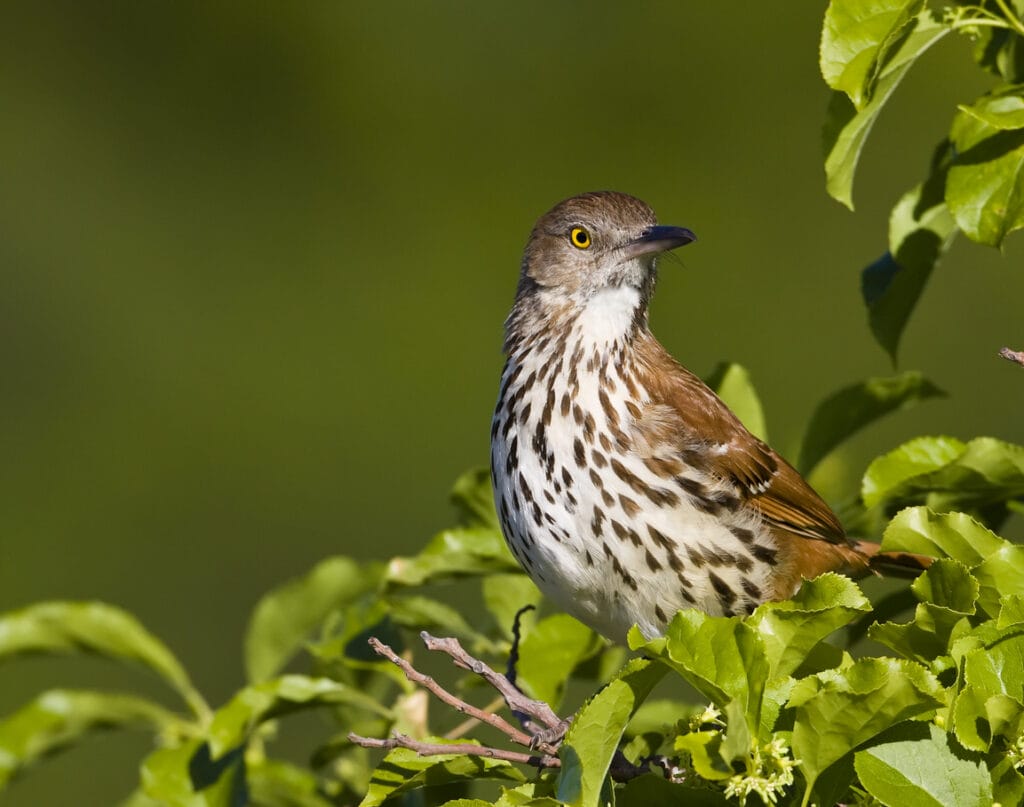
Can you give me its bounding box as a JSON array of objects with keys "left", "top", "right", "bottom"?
[
  {"left": 999, "top": 346, "right": 1024, "bottom": 368},
  {"left": 347, "top": 731, "right": 560, "bottom": 769},
  {"left": 420, "top": 631, "right": 567, "bottom": 735}
]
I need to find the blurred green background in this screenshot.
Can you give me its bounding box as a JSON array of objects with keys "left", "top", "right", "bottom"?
[{"left": 1, "top": 2, "right": 1021, "bottom": 803}]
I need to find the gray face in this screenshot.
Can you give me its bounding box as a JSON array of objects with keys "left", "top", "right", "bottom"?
[{"left": 519, "top": 191, "right": 695, "bottom": 299}]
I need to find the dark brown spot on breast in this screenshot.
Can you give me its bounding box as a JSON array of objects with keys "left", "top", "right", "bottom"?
[
  {"left": 654, "top": 603, "right": 668, "bottom": 623},
  {"left": 751, "top": 544, "right": 779, "bottom": 566},
  {"left": 591, "top": 506, "right": 605, "bottom": 537},
  {"left": 645, "top": 548, "right": 662, "bottom": 571},
  {"left": 619, "top": 495, "right": 640, "bottom": 517},
  {"left": 591, "top": 449, "right": 608, "bottom": 469},
  {"left": 573, "top": 438, "right": 586, "bottom": 467},
  {"left": 708, "top": 571, "right": 737, "bottom": 606}
]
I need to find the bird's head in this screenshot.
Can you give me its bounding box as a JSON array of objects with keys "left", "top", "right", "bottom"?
[{"left": 517, "top": 191, "right": 696, "bottom": 303}]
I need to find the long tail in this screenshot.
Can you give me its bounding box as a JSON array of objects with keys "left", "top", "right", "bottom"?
[{"left": 854, "top": 539, "right": 933, "bottom": 578}]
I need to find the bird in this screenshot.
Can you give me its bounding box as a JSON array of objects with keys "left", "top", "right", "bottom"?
[{"left": 489, "top": 191, "right": 921, "bottom": 644}]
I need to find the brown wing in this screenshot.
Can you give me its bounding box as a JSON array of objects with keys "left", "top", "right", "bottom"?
[{"left": 631, "top": 334, "right": 847, "bottom": 545}]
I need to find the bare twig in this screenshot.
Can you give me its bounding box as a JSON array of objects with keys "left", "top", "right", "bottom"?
[
  {"left": 420, "top": 631, "right": 567, "bottom": 737},
  {"left": 346, "top": 731, "right": 561, "bottom": 769},
  {"left": 999, "top": 346, "right": 1024, "bottom": 368},
  {"left": 348, "top": 631, "right": 667, "bottom": 784},
  {"left": 365, "top": 636, "right": 556, "bottom": 754}
]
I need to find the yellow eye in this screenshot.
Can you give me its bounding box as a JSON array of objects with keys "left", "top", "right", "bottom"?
[{"left": 569, "top": 227, "right": 591, "bottom": 249}]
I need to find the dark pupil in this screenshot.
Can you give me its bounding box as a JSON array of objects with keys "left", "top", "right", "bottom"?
[{"left": 575, "top": 231, "right": 586, "bottom": 244}]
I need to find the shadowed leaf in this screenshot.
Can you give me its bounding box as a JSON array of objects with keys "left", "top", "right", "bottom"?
[
  {"left": 245, "top": 556, "right": 378, "bottom": 683},
  {"left": 0, "top": 690, "right": 178, "bottom": 791},
  {"left": 705, "top": 362, "right": 767, "bottom": 441},
  {"left": 0, "top": 601, "right": 206, "bottom": 718},
  {"left": 798, "top": 372, "right": 944, "bottom": 474},
  {"left": 855, "top": 723, "right": 992, "bottom": 806},
  {"left": 556, "top": 658, "right": 666, "bottom": 807}
]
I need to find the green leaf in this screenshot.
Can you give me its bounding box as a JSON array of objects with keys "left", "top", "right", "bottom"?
[
  {"left": 962, "top": 631, "right": 1024, "bottom": 704},
  {"left": 998, "top": 594, "right": 1024, "bottom": 629},
  {"left": 862, "top": 162, "right": 958, "bottom": 364},
  {"left": 673, "top": 731, "right": 732, "bottom": 781},
  {"left": 383, "top": 527, "right": 520, "bottom": 589},
  {"left": 141, "top": 739, "right": 247, "bottom": 807},
  {"left": 879, "top": 507, "right": 1006, "bottom": 565},
  {"left": 359, "top": 745, "right": 524, "bottom": 807},
  {"left": 516, "top": 614, "right": 602, "bottom": 709},
  {"left": 971, "top": 7, "right": 1024, "bottom": 84},
  {"left": 822, "top": 9, "right": 949, "bottom": 208},
  {"left": 244, "top": 556, "right": 378, "bottom": 683},
  {"left": 556, "top": 658, "right": 666, "bottom": 807},
  {"left": 704, "top": 362, "right": 767, "bottom": 441},
  {"left": 632, "top": 611, "right": 769, "bottom": 740},
  {"left": 947, "top": 89, "right": 1024, "bottom": 246},
  {"left": 789, "top": 657, "right": 945, "bottom": 803},
  {"left": 862, "top": 436, "right": 966, "bottom": 508},
  {"left": 451, "top": 467, "right": 500, "bottom": 529},
  {"left": 750, "top": 573, "right": 871, "bottom": 679},
  {"left": 958, "top": 85, "right": 1024, "bottom": 131},
  {"left": 387, "top": 595, "right": 495, "bottom": 653},
  {"left": 247, "top": 758, "right": 336, "bottom": 807},
  {"left": 854, "top": 723, "right": 992, "bottom": 807},
  {"left": 798, "top": 372, "right": 944, "bottom": 474},
  {"left": 0, "top": 601, "right": 206, "bottom": 719},
  {"left": 820, "top": 0, "right": 925, "bottom": 107},
  {"left": 482, "top": 573, "right": 541, "bottom": 641},
  {"left": 0, "top": 689, "right": 178, "bottom": 790},
  {"left": 864, "top": 436, "right": 1024, "bottom": 515},
  {"left": 868, "top": 559, "right": 978, "bottom": 662},
  {"left": 973, "top": 545, "right": 1024, "bottom": 618},
  {"left": 208, "top": 675, "right": 390, "bottom": 759}
]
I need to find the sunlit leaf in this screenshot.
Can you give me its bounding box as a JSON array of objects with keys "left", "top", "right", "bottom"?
[
  {"left": 0, "top": 690, "right": 177, "bottom": 790},
  {"left": 947, "top": 91, "right": 1024, "bottom": 246},
  {"left": 704, "top": 362, "right": 767, "bottom": 441},
  {"left": 798, "top": 372, "right": 944, "bottom": 474},
  {"left": 208, "top": 675, "right": 390, "bottom": 759},
  {"left": 868, "top": 559, "right": 977, "bottom": 662},
  {"left": 631, "top": 611, "right": 769, "bottom": 740},
  {"left": 0, "top": 601, "right": 206, "bottom": 718},
  {"left": 822, "top": 9, "right": 949, "bottom": 208},
  {"left": 245, "top": 556, "right": 378, "bottom": 683},
  {"left": 820, "top": 0, "right": 925, "bottom": 107},
  {"left": 864, "top": 436, "right": 1024, "bottom": 515},
  {"left": 516, "top": 614, "right": 602, "bottom": 709},
  {"left": 750, "top": 573, "right": 870, "bottom": 679},
  {"left": 556, "top": 658, "right": 666, "bottom": 807},
  {"left": 879, "top": 507, "right": 1006, "bottom": 564},
  {"left": 958, "top": 84, "right": 1024, "bottom": 131},
  {"left": 789, "top": 657, "right": 944, "bottom": 802},
  {"left": 854, "top": 722, "right": 992, "bottom": 806},
  {"left": 862, "top": 436, "right": 966, "bottom": 508},
  {"left": 383, "top": 527, "right": 519, "bottom": 589}
]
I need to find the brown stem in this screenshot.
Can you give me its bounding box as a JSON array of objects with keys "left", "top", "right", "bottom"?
[
  {"left": 347, "top": 731, "right": 560, "bottom": 769},
  {"left": 999, "top": 347, "right": 1024, "bottom": 368},
  {"left": 366, "top": 635, "right": 561, "bottom": 756}
]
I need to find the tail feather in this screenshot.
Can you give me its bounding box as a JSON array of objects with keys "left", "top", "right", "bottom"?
[{"left": 854, "top": 539, "right": 933, "bottom": 578}]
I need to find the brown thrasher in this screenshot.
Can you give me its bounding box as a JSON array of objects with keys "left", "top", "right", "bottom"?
[{"left": 490, "top": 191, "right": 917, "bottom": 644}]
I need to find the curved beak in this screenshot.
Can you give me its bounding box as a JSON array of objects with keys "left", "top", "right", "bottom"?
[{"left": 622, "top": 225, "right": 697, "bottom": 259}]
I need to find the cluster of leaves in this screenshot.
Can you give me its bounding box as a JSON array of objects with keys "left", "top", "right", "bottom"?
[
  {"left": 2, "top": 358, "right": 1022, "bottom": 806},
  {"left": 821, "top": 0, "right": 1024, "bottom": 362}
]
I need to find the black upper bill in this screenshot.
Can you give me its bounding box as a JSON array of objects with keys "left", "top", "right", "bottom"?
[{"left": 622, "top": 225, "right": 697, "bottom": 259}]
